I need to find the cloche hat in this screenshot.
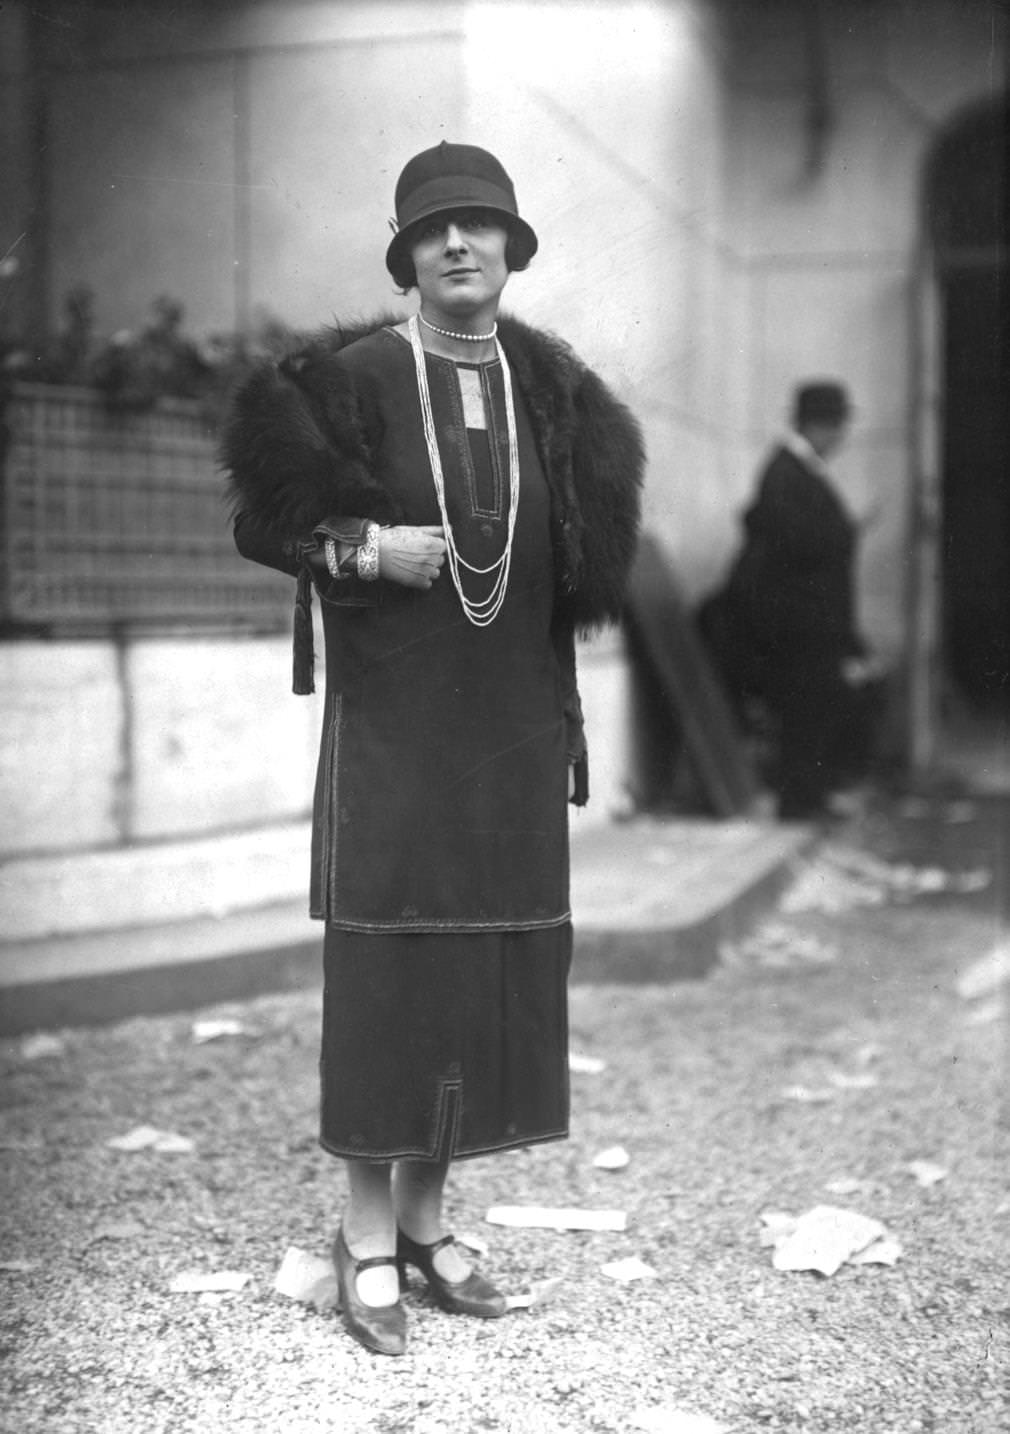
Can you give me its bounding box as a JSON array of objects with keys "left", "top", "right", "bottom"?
[{"left": 385, "top": 141, "right": 538, "bottom": 279}]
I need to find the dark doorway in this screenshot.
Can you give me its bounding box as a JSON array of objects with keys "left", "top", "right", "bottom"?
[{"left": 927, "top": 102, "right": 1009, "bottom": 713}]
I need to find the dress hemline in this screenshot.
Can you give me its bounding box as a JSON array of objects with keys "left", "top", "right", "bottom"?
[{"left": 318, "top": 1123, "right": 569, "bottom": 1165}]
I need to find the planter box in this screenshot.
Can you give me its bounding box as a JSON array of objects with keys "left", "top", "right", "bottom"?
[{"left": 1, "top": 383, "right": 290, "bottom": 631}]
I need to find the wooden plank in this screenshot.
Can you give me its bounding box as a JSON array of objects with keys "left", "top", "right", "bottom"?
[{"left": 624, "top": 534, "right": 758, "bottom": 817}]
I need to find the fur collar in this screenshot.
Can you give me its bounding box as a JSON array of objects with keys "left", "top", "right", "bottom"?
[{"left": 222, "top": 312, "right": 643, "bottom": 629}]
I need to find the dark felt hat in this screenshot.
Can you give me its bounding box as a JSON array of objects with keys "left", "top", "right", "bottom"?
[
  {"left": 793, "top": 381, "right": 852, "bottom": 425},
  {"left": 385, "top": 141, "right": 538, "bottom": 279}
]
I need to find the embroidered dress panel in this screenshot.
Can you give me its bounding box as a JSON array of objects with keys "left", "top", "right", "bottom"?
[{"left": 442, "top": 362, "right": 503, "bottom": 518}]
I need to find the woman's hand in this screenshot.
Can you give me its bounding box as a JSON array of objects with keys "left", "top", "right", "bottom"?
[{"left": 378, "top": 526, "right": 447, "bottom": 589}]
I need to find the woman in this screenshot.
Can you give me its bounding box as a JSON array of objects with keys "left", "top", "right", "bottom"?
[{"left": 223, "top": 142, "right": 643, "bottom": 1356}]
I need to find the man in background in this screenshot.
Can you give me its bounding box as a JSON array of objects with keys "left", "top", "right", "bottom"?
[{"left": 699, "top": 381, "right": 884, "bottom": 820}]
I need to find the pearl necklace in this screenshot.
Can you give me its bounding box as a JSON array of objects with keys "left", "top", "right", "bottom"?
[
  {"left": 419, "top": 312, "right": 498, "bottom": 343},
  {"left": 407, "top": 313, "right": 519, "bottom": 628}
]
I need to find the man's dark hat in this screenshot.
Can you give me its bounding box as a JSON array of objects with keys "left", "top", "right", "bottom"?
[
  {"left": 385, "top": 141, "right": 538, "bottom": 278},
  {"left": 793, "top": 381, "right": 852, "bottom": 425}
]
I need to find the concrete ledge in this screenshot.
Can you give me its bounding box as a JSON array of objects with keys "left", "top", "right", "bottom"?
[{"left": 0, "top": 818, "right": 814, "bottom": 1036}]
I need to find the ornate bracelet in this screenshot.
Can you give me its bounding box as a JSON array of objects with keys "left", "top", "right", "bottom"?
[
  {"left": 356, "top": 522, "right": 380, "bottom": 582},
  {"left": 323, "top": 538, "right": 342, "bottom": 579}
]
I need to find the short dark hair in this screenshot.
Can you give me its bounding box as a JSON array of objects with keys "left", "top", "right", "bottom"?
[{"left": 388, "top": 224, "right": 535, "bottom": 291}]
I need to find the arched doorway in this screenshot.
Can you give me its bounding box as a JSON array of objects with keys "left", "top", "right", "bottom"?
[{"left": 925, "top": 101, "right": 1008, "bottom": 716}]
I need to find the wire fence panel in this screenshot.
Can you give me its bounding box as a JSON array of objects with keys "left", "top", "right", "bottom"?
[{"left": 1, "top": 384, "right": 292, "bottom": 631}]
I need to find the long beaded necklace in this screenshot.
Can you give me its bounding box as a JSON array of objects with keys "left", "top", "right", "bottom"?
[{"left": 407, "top": 313, "right": 520, "bottom": 628}]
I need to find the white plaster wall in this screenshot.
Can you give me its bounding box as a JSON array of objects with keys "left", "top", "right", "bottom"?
[
  {"left": 715, "top": 0, "right": 1003, "bottom": 664},
  {"left": 0, "top": 644, "right": 123, "bottom": 853},
  {"left": 128, "top": 638, "right": 321, "bottom": 839}
]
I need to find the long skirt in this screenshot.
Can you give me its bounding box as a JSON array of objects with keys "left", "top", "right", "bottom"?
[{"left": 319, "top": 924, "right": 572, "bottom": 1162}]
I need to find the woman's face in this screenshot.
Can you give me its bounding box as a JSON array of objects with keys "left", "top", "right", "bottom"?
[{"left": 409, "top": 209, "right": 510, "bottom": 319}]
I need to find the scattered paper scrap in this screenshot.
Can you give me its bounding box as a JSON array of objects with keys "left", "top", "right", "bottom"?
[
  {"left": 723, "top": 922, "right": 837, "bottom": 970},
  {"left": 828, "top": 1070, "right": 879, "bottom": 1091},
  {"left": 779, "top": 1086, "right": 835, "bottom": 1105},
  {"left": 568, "top": 1052, "right": 607, "bottom": 1075},
  {"left": 0, "top": 1259, "right": 39, "bottom": 1273},
  {"left": 274, "top": 1246, "right": 338, "bottom": 1311},
  {"left": 601, "top": 1256, "right": 657, "bottom": 1283},
  {"left": 957, "top": 942, "right": 1010, "bottom": 1001},
  {"left": 169, "top": 1270, "right": 251, "bottom": 1294},
  {"left": 781, "top": 844, "right": 991, "bottom": 916},
  {"left": 762, "top": 1205, "right": 893, "bottom": 1277},
  {"left": 504, "top": 1276, "right": 564, "bottom": 1310},
  {"left": 191, "top": 1018, "right": 256, "bottom": 1044},
  {"left": 850, "top": 1236, "right": 903, "bottom": 1266},
  {"left": 455, "top": 1231, "right": 489, "bottom": 1258},
  {"left": 593, "top": 1145, "right": 631, "bottom": 1171},
  {"left": 906, "top": 1160, "right": 948, "bottom": 1188},
  {"left": 20, "top": 1033, "right": 65, "bottom": 1061},
  {"left": 486, "top": 1205, "right": 627, "bottom": 1232},
  {"left": 631, "top": 1407, "right": 727, "bottom": 1434},
  {"left": 824, "top": 1177, "right": 867, "bottom": 1197},
  {"left": 106, "top": 1125, "right": 195, "bottom": 1153}
]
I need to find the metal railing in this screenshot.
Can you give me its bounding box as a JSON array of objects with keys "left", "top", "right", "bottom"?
[{"left": 1, "top": 383, "right": 291, "bottom": 632}]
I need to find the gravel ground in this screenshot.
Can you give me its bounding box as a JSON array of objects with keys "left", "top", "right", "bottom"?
[{"left": 1, "top": 799, "right": 1007, "bottom": 1434}]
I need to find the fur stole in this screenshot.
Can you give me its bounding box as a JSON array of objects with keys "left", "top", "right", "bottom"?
[{"left": 221, "top": 313, "right": 644, "bottom": 630}]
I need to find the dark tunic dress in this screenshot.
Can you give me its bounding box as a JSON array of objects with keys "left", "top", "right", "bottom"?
[{"left": 316, "top": 328, "right": 571, "bottom": 1160}]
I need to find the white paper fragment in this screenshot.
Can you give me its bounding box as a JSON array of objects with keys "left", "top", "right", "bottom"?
[
  {"left": 722, "top": 922, "right": 836, "bottom": 970},
  {"left": 631, "top": 1406, "right": 727, "bottom": 1434},
  {"left": 455, "top": 1230, "right": 490, "bottom": 1257},
  {"left": 191, "top": 1018, "right": 255, "bottom": 1044},
  {"left": 781, "top": 844, "right": 990, "bottom": 915},
  {"left": 0, "top": 1259, "right": 39, "bottom": 1273},
  {"left": 169, "top": 1270, "right": 251, "bottom": 1294},
  {"left": 20, "top": 1033, "right": 65, "bottom": 1061},
  {"left": 828, "top": 1070, "right": 879, "bottom": 1090},
  {"left": 601, "top": 1256, "right": 657, "bottom": 1283},
  {"left": 274, "top": 1246, "right": 338, "bottom": 1311},
  {"left": 779, "top": 1086, "right": 836, "bottom": 1104},
  {"left": 769, "top": 1205, "right": 888, "bottom": 1277},
  {"left": 850, "top": 1236, "right": 903, "bottom": 1266},
  {"left": 906, "top": 1160, "right": 948, "bottom": 1187},
  {"left": 504, "top": 1276, "right": 565, "bottom": 1310},
  {"left": 107, "top": 1125, "right": 164, "bottom": 1151},
  {"left": 593, "top": 1144, "right": 631, "bottom": 1171},
  {"left": 824, "top": 1177, "right": 866, "bottom": 1197},
  {"left": 106, "top": 1125, "right": 194, "bottom": 1153},
  {"left": 957, "top": 942, "right": 1010, "bottom": 1001},
  {"left": 486, "top": 1205, "right": 627, "bottom": 1232},
  {"left": 152, "top": 1132, "right": 195, "bottom": 1153},
  {"left": 568, "top": 1052, "right": 607, "bottom": 1075}
]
